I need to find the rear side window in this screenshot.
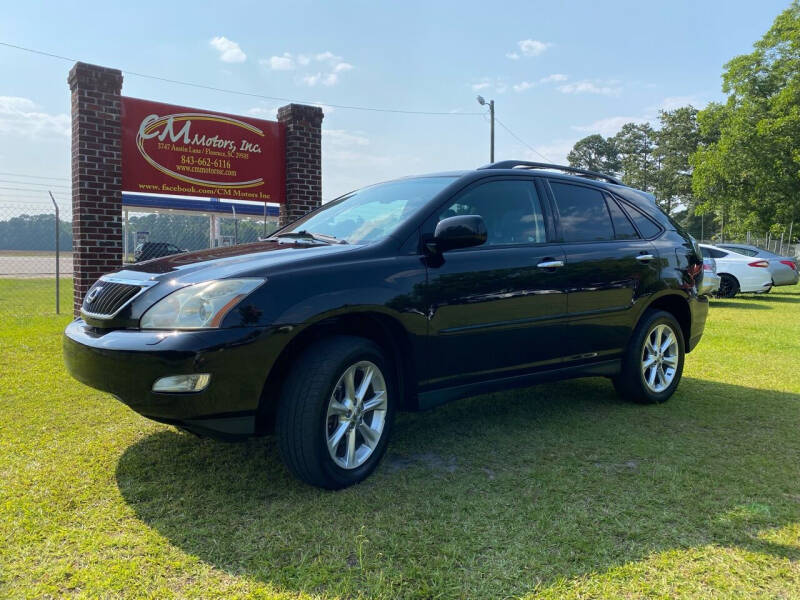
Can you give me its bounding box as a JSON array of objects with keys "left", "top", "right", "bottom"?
[
  {"left": 620, "top": 202, "right": 662, "bottom": 239},
  {"left": 605, "top": 197, "right": 639, "bottom": 240},
  {"left": 721, "top": 246, "right": 757, "bottom": 257},
  {"left": 703, "top": 247, "right": 728, "bottom": 259},
  {"left": 550, "top": 182, "right": 614, "bottom": 242}
]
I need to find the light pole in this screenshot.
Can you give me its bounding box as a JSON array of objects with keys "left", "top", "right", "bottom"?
[{"left": 477, "top": 95, "right": 494, "bottom": 163}]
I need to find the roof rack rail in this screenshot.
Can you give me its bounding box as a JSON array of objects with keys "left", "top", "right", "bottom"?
[{"left": 478, "top": 160, "right": 624, "bottom": 186}]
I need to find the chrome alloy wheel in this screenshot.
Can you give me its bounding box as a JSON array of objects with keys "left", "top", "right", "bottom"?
[
  {"left": 325, "top": 360, "right": 388, "bottom": 470},
  {"left": 641, "top": 323, "right": 679, "bottom": 393}
]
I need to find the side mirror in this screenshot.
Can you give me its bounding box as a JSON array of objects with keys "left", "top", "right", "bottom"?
[{"left": 429, "top": 215, "right": 487, "bottom": 253}]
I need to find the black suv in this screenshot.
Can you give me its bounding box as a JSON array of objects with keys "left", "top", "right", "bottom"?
[
  {"left": 134, "top": 241, "right": 186, "bottom": 262},
  {"left": 64, "top": 161, "right": 708, "bottom": 489}
]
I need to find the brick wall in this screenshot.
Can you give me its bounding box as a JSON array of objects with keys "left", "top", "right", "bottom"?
[
  {"left": 68, "top": 62, "right": 123, "bottom": 316},
  {"left": 67, "top": 63, "right": 323, "bottom": 315},
  {"left": 277, "top": 103, "right": 324, "bottom": 225}
]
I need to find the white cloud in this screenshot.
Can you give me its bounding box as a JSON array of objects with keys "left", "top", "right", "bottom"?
[
  {"left": 264, "top": 53, "right": 294, "bottom": 70},
  {"left": 557, "top": 80, "right": 621, "bottom": 96},
  {"left": 471, "top": 77, "right": 508, "bottom": 93},
  {"left": 0, "top": 96, "right": 69, "bottom": 138},
  {"left": 209, "top": 36, "right": 247, "bottom": 63},
  {"left": 654, "top": 94, "right": 707, "bottom": 111},
  {"left": 246, "top": 104, "right": 279, "bottom": 119},
  {"left": 517, "top": 39, "right": 552, "bottom": 57},
  {"left": 302, "top": 73, "right": 322, "bottom": 86},
  {"left": 323, "top": 129, "right": 370, "bottom": 147},
  {"left": 333, "top": 62, "right": 354, "bottom": 73},
  {"left": 267, "top": 50, "right": 352, "bottom": 86},
  {"left": 521, "top": 139, "right": 575, "bottom": 165},
  {"left": 572, "top": 115, "right": 647, "bottom": 137},
  {"left": 513, "top": 81, "right": 535, "bottom": 92},
  {"left": 506, "top": 52, "right": 520, "bottom": 60},
  {"left": 540, "top": 73, "right": 568, "bottom": 83},
  {"left": 315, "top": 51, "right": 341, "bottom": 62}
]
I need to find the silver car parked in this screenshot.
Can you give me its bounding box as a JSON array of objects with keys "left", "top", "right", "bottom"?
[
  {"left": 699, "top": 255, "right": 721, "bottom": 296},
  {"left": 716, "top": 243, "right": 799, "bottom": 288}
]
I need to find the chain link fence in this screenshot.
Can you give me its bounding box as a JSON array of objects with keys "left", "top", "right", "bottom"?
[
  {"left": 0, "top": 193, "right": 72, "bottom": 313},
  {"left": 122, "top": 206, "right": 279, "bottom": 264},
  {"left": 1, "top": 194, "right": 280, "bottom": 313}
]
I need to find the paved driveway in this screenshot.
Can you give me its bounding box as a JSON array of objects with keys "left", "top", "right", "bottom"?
[{"left": 0, "top": 255, "right": 73, "bottom": 278}]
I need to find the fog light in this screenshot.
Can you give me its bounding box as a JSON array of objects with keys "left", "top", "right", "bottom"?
[{"left": 152, "top": 374, "right": 211, "bottom": 393}]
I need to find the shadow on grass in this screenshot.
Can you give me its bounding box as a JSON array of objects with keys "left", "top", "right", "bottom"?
[
  {"left": 710, "top": 300, "right": 772, "bottom": 310},
  {"left": 749, "top": 293, "right": 800, "bottom": 304},
  {"left": 116, "top": 377, "right": 800, "bottom": 597}
]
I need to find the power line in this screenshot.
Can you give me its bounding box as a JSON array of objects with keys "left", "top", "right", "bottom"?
[
  {"left": 0, "top": 179, "right": 70, "bottom": 190},
  {"left": 493, "top": 116, "right": 553, "bottom": 162},
  {"left": 0, "top": 41, "right": 485, "bottom": 117},
  {"left": 0, "top": 171, "right": 68, "bottom": 181},
  {"left": 0, "top": 186, "right": 69, "bottom": 194}
]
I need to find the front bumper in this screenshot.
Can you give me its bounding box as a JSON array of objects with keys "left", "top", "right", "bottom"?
[{"left": 63, "top": 320, "right": 287, "bottom": 438}]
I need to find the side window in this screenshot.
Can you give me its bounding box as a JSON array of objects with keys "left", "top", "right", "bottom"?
[
  {"left": 703, "top": 247, "right": 727, "bottom": 259},
  {"left": 437, "top": 180, "right": 546, "bottom": 245},
  {"left": 722, "top": 246, "right": 757, "bottom": 257},
  {"left": 550, "top": 182, "right": 614, "bottom": 242},
  {"left": 605, "top": 196, "right": 639, "bottom": 240},
  {"left": 620, "top": 202, "right": 662, "bottom": 239}
]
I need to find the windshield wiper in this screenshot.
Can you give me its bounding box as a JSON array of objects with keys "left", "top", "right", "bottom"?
[{"left": 273, "top": 230, "right": 347, "bottom": 244}]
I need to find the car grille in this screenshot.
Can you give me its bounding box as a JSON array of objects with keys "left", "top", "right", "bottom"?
[{"left": 82, "top": 280, "right": 142, "bottom": 317}]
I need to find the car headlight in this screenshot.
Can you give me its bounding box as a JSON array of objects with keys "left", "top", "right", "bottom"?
[{"left": 140, "top": 279, "right": 264, "bottom": 330}]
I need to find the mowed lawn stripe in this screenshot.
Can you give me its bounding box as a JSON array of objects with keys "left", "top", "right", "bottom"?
[{"left": 1, "top": 278, "right": 799, "bottom": 599}]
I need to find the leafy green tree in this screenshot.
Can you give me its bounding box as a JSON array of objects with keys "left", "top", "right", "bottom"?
[
  {"left": 0, "top": 214, "right": 72, "bottom": 251},
  {"left": 691, "top": 1, "right": 800, "bottom": 239},
  {"left": 613, "top": 123, "right": 659, "bottom": 197},
  {"left": 567, "top": 134, "right": 621, "bottom": 175},
  {"left": 653, "top": 107, "right": 700, "bottom": 215}
]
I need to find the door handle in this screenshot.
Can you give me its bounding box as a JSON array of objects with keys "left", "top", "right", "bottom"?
[
  {"left": 635, "top": 254, "right": 655, "bottom": 262},
  {"left": 536, "top": 260, "right": 564, "bottom": 269}
]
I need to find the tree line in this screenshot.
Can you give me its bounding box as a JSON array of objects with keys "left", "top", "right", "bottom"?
[
  {"left": 0, "top": 212, "right": 275, "bottom": 252},
  {"left": 567, "top": 1, "right": 800, "bottom": 243}
]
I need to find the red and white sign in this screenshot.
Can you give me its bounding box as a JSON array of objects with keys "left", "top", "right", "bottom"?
[{"left": 121, "top": 97, "right": 285, "bottom": 203}]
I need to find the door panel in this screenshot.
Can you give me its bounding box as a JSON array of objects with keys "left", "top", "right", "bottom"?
[
  {"left": 424, "top": 245, "right": 569, "bottom": 387},
  {"left": 420, "top": 177, "right": 570, "bottom": 388},
  {"left": 546, "top": 179, "right": 660, "bottom": 361},
  {"left": 561, "top": 240, "right": 659, "bottom": 359}
]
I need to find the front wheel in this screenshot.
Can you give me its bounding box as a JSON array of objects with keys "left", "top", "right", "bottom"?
[
  {"left": 613, "top": 310, "right": 685, "bottom": 404},
  {"left": 276, "top": 336, "right": 395, "bottom": 489}
]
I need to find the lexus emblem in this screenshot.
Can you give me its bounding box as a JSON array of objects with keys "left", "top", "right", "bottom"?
[{"left": 86, "top": 286, "right": 103, "bottom": 304}]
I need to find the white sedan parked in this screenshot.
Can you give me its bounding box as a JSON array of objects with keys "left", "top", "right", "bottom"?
[{"left": 700, "top": 244, "right": 773, "bottom": 298}]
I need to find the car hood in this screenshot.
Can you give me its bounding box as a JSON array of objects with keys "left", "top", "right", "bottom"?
[{"left": 114, "top": 240, "right": 361, "bottom": 284}]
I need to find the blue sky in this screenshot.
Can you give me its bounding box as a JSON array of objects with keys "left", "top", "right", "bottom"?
[{"left": 0, "top": 0, "right": 791, "bottom": 210}]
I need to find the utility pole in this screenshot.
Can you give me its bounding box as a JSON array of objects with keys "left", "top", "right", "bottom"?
[{"left": 477, "top": 96, "right": 495, "bottom": 163}]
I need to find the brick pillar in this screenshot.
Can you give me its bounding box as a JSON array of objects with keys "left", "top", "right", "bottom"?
[
  {"left": 277, "top": 103, "right": 324, "bottom": 226},
  {"left": 68, "top": 62, "right": 123, "bottom": 316}
]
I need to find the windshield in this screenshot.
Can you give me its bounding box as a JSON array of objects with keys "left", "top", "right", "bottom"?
[{"left": 277, "top": 176, "right": 457, "bottom": 244}]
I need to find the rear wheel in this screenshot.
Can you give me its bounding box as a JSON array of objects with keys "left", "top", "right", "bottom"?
[
  {"left": 613, "top": 309, "right": 685, "bottom": 404},
  {"left": 276, "top": 335, "right": 395, "bottom": 489},
  {"left": 716, "top": 273, "right": 739, "bottom": 298}
]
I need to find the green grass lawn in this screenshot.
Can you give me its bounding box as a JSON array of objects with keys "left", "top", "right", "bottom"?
[{"left": 1, "top": 279, "right": 799, "bottom": 599}]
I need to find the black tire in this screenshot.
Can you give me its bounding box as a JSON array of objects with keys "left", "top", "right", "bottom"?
[
  {"left": 613, "top": 309, "right": 685, "bottom": 404},
  {"left": 276, "top": 335, "right": 395, "bottom": 489},
  {"left": 716, "top": 273, "right": 740, "bottom": 298}
]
